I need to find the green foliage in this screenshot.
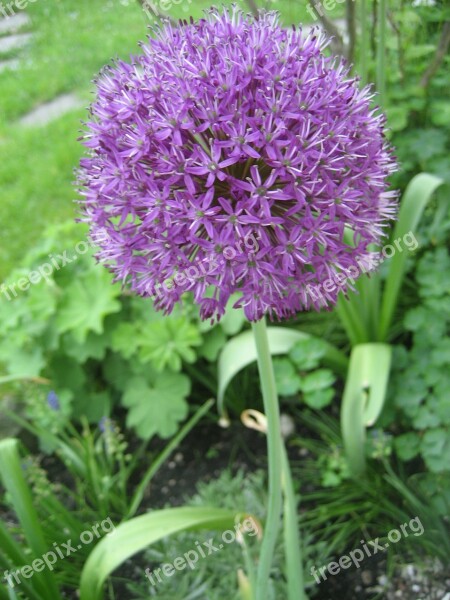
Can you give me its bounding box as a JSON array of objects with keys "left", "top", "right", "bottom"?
[
  {"left": 122, "top": 374, "right": 191, "bottom": 440},
  {"left": 366, "top": 2, "right": 450, "bottom": 189},
  {"left": 273, "top": 338, "right": 337, "bottom": 409},
  {"left": 0, "top": 222, "right": 227, "bottom": 440},
  {"left": 0, "top": 439, "right": 62, "bottom": 599},
  {"left": 138, "top": 319, "right": 202, "bottom": 371},
  {"left": 56, "top": 268, "right": 121, "bottom": 343},
  {"left": 273, "top": 359, "right": 301, "bottom": 397},
  {"left": 217, "top": 328, "right": 347, "bottom": 419},
  {"left": 7, "top": 410, "right": 134, "bottom": 518},
  {"left": 0, "top": 397, "right": 215, "bottom": 599},
  {"left": 336, "top": 173, "right": 444, "bottom": 476},
  {"left": 385, "top": 247, "right": 450, "bottom": 481},
  {"left": 294, "top": 411, "right": 450, "bottom": 564}
]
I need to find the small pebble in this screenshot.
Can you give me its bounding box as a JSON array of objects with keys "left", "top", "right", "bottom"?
[
  {"left": 404, "top": 564, "right": 416, "bottom": 578},
  {"left": 280, "top": 413, "right": 295, "bottom": 438},
  {"left": 361, "top": 570, "right": 373, "bottom": 585}
]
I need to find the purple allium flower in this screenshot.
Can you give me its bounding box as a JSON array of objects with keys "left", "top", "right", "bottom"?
[
  {"left": 47, "top": 390, "right": 60, "bottom": 411},
  {"left": 78, "top": 6, "right": 397, "bottom": 322}
]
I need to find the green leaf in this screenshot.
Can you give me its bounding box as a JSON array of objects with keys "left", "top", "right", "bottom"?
[
  {"left": 430, "top": 100, "right": 450, "bottom": 128},
  {"left": 139, "top": 318, "right": 202, "bottom": 371},
  {"left": 50, "top": 356, "right": 86, "bottom": 393},
  {"left": 23, "top": 285, "right": 58, "bottom": 336},
  {"left": 395, "top": 379, "right": 427, "bottom": 418},
  {"left": 421, "top": 429, "right": 450, "bottom": 473},
  {"left": 56, "top": 268, "right": 121, "bottom": 343},
  {"left": 110, "top": 322, "right": 140, "bottom": 359},
  {"left": 62, "top": 331, "right": 109, "bottom": 362},
  {"left": 304, "top": 388, "right": 334, "bottom": 410},
  {"left": 379, "top": 173, "right": 444, "bottom": 340},
  {"left": 273, "top": 358, "right": 301, "bottom": 396},
  {"left": 416, "top": 247, "right": 450, "bottom": 298},
  {"left": 122, "top": 373, "right": 190, "bottom": 440},
  {"left": 0, "top": 346, "right": 45, "bottom": 377},
  {"left": 76, "top": 391, "right": 111, "bottom": 423},
  {"left": 0, "top": 439, "right": 62, "bottom": 599},
  {"left": 406, "top": 44, "right": 436, "bottom": 59},
  {"left": 386, "top": 105, "right": 408, "bottom": 132},
  {"left": 217, "top": 327, "right": 348, "bottom": 419},
  {"left": 436, "top": 392, "right": 450, "bottom": 425},
  {"left": 300, "top": 369, "right": 335, "bottom": 393},
  {"left": 199, "top": 327, "right": 227, "bottom": 362},
  {"left": 395, "top": 433, "right": 421, "bottom": 461},
  {"left": 219, "top": 294, "right": 246, "bottom": 335},
  {"left": 79, "top": 507, "right": 244, "bottom": 600},
  {"left": 301, "top": 367, "right": 335, "bottom": 409},
  {"left": 407, "top": 128, "right": 447, "bottom": 160},
  {"left": 341, "top": 343, "right": 392, "bottom": 475},
  {"left": 421, "top": 428, "right": 447, "bottom": 455},
  {"left": 0, "top": 291, "right": 29, "bottom": 333},
  {"left": 321, "top": 471, "right": 342, "bottom": 487},
  {"left": 289, "top": 338, "right": 326, "bottom": 370},
  {"left": 403, "top": 306, "right": 428, "bottom": 332}
]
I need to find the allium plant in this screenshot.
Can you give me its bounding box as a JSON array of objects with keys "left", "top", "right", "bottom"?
[{"left": 78, "top": 6, "right": 397, "bottom": 600}]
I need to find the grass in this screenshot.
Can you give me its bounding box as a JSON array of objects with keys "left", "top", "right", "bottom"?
[
  {"left": 0, "top": 0, "right": 148, "bottom": 279},
  {"left": 0, "top": 0, "right": 313, "bottom": 280}
]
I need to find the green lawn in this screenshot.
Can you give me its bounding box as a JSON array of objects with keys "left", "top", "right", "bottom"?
[{"left": 0, "top": 0, "right": 314, "bottom": 280}]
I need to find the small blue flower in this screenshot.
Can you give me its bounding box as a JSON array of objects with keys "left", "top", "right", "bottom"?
[
  {"left": 99, "top": 416, "right": 113, "bottom": 433},
  {"left": 47, "top": 390, "right": 60, "bottom": 411}
]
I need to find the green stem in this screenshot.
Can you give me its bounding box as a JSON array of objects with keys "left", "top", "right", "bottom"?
[
  {"left": 376, "top": 0, "right": 387, "bottom": 106},
  {"left": 281, "top": 446, "right": 307, "bottom": 600},
  {"left": 252, "top": 317, "right": 283, "bottom": 600},
  {"left": 360, "top": 0, "right": 368, "bottom": 85}
]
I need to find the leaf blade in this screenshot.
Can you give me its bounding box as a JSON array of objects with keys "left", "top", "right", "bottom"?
[
  {"left": 341, "top": 343, "right": 392, "bottom": 475},
  {"left": 379, "top": 173, "right": 443, "bottom": 340},
  {"left": 217, "top": 327, "right": 348, "bottom": 418},
  {"left": 79, "top": 507, "right": 245, "bottom": 600}
]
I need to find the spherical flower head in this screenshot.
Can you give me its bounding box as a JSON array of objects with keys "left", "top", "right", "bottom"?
[{"left": 78, "top": 6, "right": 398, "bottom": 322}]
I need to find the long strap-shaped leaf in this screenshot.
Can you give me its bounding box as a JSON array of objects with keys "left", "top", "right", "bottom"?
[
  {"left": 79, "top": 507, "right": 247, "bottom": 600},
  {"left": 218, "top": 327, "right": 348, "bottom": 419},
  {"left": 0, "top": 439, "right": 63, "bottom": 600},
  {"left": 341, "top": 343, "right": 392, "bottom": 476},
  {"left": 337, "top": 173, "right": 444, "bottom": 344},
  {"left": 379, "top": 173, "right": 443, "bottom": 341}
]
